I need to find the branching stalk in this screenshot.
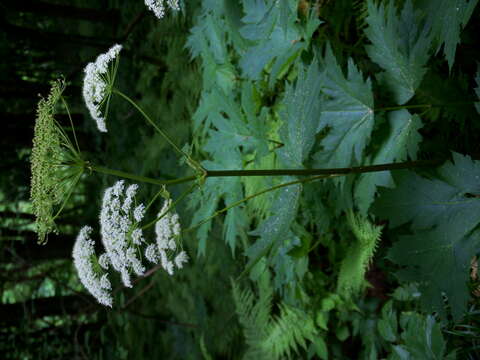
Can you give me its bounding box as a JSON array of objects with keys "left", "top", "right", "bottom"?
[{"left": 112, "top": 89, "right": 204, "bottom": 174}]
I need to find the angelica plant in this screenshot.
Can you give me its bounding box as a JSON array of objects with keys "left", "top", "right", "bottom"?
[
  {"left": 30, "top": 67, "right": 441, "bottom": 306},
  {"left": 29, "top": 15, "right": 455, "bottom": 309}
]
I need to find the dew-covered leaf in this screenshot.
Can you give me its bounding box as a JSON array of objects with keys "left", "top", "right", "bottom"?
[
  {"left": 278, "top": 59, "right": 322, "bottom": 167},
  {"left": 313, "top": 46, "right": 374, "bottom": 168},
  {"left": 365, "top": 0, "right": 432, "bottom": 104},
  {"left": 419, "top": 0, "right": 478, "bottom": 69}
]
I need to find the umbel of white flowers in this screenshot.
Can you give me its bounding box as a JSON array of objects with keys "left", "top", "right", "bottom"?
[
  {"left": 144, "top": 0, "right": 180, "bottom": 19},
  {"left": 145, "top": 198, "right": 188, "bottom": 275},
  {"left": 82, "top": 44, "right": 122, "bottom": 132},
  {"left": 73, "top": 226, "right": 113, "bottom": 307},
  {"left": 73, "top": 180, "right": 188, "bottom": 306},
  {"left": 99, "top": 180, "right": 146, "bottom": 288}
]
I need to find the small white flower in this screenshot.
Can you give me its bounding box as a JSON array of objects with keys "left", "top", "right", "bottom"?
[
  {"left": 127, "top": 247, "right": 146, "bottom": 276},
  {"left": 121, "top": 269, "right": 132, "bottom": 288},
  {"left": 159, "top": 249, "right": 169, "bottom": 269},
  {"left": 100, "top": 274, "right": 111, "bottom": 290},
  {"left": 83, "top": 44, "right": 122, "bottom": 132},
  {"left": 145, "top": 243, "right": 159, "bottom": 263},
  {"left": 174, "top": 251, "right": 189, "bottom": 269},
  {"left": 98, "top": 253, "right": 110, "bottom": 270},
  {"left": 165, "top": 261, "right": 174, "bottom": 275},
  {"left": 131, "top": 228, "right": 144, "bottom": 245},
  {"left": 168, "top": 239, "right": 176, "bottom": 250},
  {"left": 155, "top": 199, "right": 180, "bottom": 248},
  {"left": 152, "top": 198, "right": 188, "bottom": 275},
  {"left": 73, "top": 226, "right": 112, "bottom": 307},
  {"left": 113, "top": 180, "right": 125, "bottom": 197},
  {"left": 144, "top": 0, "right": 180, "bottom": 19},
  {"left": 122, "top": 184, "right": 138, "bottom": 213},
  {"left": 134, "top": 204, "right": 146, "bottom": 222}
]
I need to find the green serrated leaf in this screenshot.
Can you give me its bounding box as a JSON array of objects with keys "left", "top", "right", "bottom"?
[
  {"left": 373, "top": 153, "right": 480, "bottom": 231},
  {"left": 378, "top": 301, "right": 398, "bottom": 342},
  {"left": 419, "top": 0, "right": 478, "bottom": 69},
  {"left": 416, "top": 71, "right": 477, "bottom": 125},
  {"left": 313, "top": 45, "right": 374, "bottom": 168},
  {"left": 278, "top": 59, "right": 322, "bottom": 167},
  {"left": 245, "top": 182, "right": 302, "bottom": 277},
  {"left": 239, "top": 0, "right": 302, "bottom": 80},
  {"left": 312, "top": 337, "right": 328, "bottom": 360},
  {"left": 189, "top": 160, "right": 246, "bottom": 256},
  {"left": 365, "top": 0, "right": 433, "bottom": 104},
  {"left": 373, "top": 153, "right": 480, "bottom": 320},
  {"left": 399, "top": 314, "right": 450, "bottom": 360},
  {"left": 315, "top": 311, "right": 329, "bottom": 331},
  {"left": 355, "top": 110, "right": 423, "bottom": 213}
]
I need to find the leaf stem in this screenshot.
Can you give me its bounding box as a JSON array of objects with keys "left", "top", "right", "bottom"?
[
  {"left": 142, "top": 182, "right": 198, "bottom": 230},
  {"left": 184, "top": 174, "right": 338, "bottom": 234},
  {"left": 112, "top": 89, "right": 204, "bottom": 173},
  {"left": 88, "top": 159, "right": 442, "bottom": 187},
  {"left": 204, "top": 159, "right": 442, "bottom": 177},
  {"left": 89, "top": 164, "right": 196, "bottom": 186},
  {"left": 375, "top": 101, "right": 476, "bottom": 112}
]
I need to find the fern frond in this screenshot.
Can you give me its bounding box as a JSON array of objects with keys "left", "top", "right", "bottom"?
[
  {"left": 353, "top": 0, "right": 369, "bottom": 30},
  {"left": 232, "top": 277, "right": 317, "bottom": 359},
  {"left": 262, "top": 304, "right": 317, "bottom": 359},
  {"left": 337, "top": 211, "right": 383, "bottom": 298}
]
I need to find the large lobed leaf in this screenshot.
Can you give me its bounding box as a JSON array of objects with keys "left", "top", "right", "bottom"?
[
  {"left": 365, "top": 0, "right": 433, "bottom": 105},
  {"left": 373, "top": 153, "right": 480, "bottom": 320},
  {"left": 313, "top": 46, "right": 374, "bottom": 168}
]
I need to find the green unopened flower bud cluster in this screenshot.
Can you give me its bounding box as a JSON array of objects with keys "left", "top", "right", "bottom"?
[{"left": 30, "top": 80, "right": 83, "bottom": 244}]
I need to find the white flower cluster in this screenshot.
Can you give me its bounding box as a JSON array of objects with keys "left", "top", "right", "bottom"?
[
  {"left": 82, "top": 44, "right": 122, "bottom": 133},
  {"left": 73, "top": 226, "right": 112, "bottom": 307},
  {"left": 73, "top": 181, "right": 188, "bottom": 306},
  {"left": 99, "top": 180, "right": 146, "bottom": 288},
  {"left": 145, "top": 198, "right": 188, "bottom": 275},
  {"left": 144, "top": 0, "right": 180, "bottom": 19}
]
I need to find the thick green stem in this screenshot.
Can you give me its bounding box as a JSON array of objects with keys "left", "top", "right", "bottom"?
[
  {"left": 89, "top": 164, "right": 196, "bottom": 186},
  {"left": 204, "top": 159, "right": 441, "bottom": 177},
  {"left": 375, "top": 101, "right": 476, "bottom": 112},
  {"left": 89, "top": 159, "right": 442, "bottom": 187}
]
